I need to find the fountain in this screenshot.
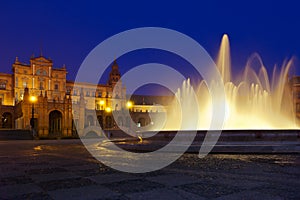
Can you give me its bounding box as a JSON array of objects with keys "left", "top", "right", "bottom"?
[{"left": 160, "top": 34, "right": 297, "bottom": 130}]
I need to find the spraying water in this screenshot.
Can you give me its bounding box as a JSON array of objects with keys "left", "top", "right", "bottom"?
[{"left": 162, "top": 34, "right": 297, "bottom": 130}]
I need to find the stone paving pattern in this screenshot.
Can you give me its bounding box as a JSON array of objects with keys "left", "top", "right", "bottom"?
[{"left": 0, "top": 140, "right": 299, "bottom": 199}]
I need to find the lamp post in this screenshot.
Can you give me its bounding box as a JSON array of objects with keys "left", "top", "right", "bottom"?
[
  {"left": 126, "top": 101, "right": 133, "bottom": 111},
  {"left": 30, "top": 96, "right": 37, "bottom": 135},
  {"left": 99, "top": 100, "right": 105, "bottom": 110}
]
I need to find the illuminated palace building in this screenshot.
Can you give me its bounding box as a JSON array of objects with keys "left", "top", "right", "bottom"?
[
  {"left": 0, "top": 55, "right": 300, "bottom": 137},
  {"left": 0, "top": 55, "right": 166, "bottom": 138}
]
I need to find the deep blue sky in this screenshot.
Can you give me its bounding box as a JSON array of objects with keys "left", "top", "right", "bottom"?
[{"left": 1, "top": 0, "right": 300, "bottom": 86}]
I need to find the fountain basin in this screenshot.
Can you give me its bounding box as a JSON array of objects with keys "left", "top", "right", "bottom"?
[{"left": 100, "top": 129, "right": 300, "bottom": 154}]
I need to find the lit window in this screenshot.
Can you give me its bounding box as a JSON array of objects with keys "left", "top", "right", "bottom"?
[
  {"left": 0, "top": 82, "right": 6, "bottom": 90},
  {"left": 20, "top": 91, "right": 24, "bottom": 100},
  {"left": 23, "top": 81, "right": 27, "bottom": 88}
]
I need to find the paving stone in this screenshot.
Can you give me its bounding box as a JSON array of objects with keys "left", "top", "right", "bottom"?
[
  {"left": 38, "top": 177, "right": 97, "bottom": 191},
  {"left": 68, "top": 164, "right": 100, "bottom": 171},
  {"left": 30, "top": 172, "right": 80, "bottom": 182},
  {"left": 215, "top": 190, "right": 283, "bottom": 200},
  {"left": 73, "top": 168, "right": 104, "bottom": 177},
  {"left": 1, "top": 140, "right": 300, "bottom": 199},
  {"left": 0, "top": 183, "right": 43, "bottom": 199},
  {"left": 104, "top": 179, "right": 165, "bottom": 194},
  {"left": 48, "top": 185, "right": 119, "bottom": 200},
  {"left": 0, "top": 175, "right": 33, "bottom": 186},
  {"left": 10, "top": 192, "right": 53, "bottom": 200},
  {"left": 88, "top": 173, "right": 138, "bottom": 184},
  {"left": 99, "top": 195, "right": 130, "bottom": 200},
  {"left": 146, "top": 174, "right": 200, "bottom": 187},
  {"left": 26, "top": 167, "right": 68, "bottom": 175},
  {"left": 0, "top": 170, "right": 25, "bottom": 178},
  {"left": 203, "top": 177, "right": 266, "bottom": 190},
  {"left": 252, "top": 184, "right": 300, "bottom": 200},
  {"left": 177, "top": 182, "right": 244, "bottom": 199},
  {"left": 126, "top": 188, "right": 206, "bottom": 200}
]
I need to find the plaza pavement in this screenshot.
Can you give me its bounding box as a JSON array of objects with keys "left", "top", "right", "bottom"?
[{"left": 0, "top": 139, "right": 299, "bottom": 200}]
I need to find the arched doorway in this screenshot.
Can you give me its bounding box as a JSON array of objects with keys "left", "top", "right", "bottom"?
[
  {"left": 86, "top": 115, "right": 94, "bottom": 127},
  {"left": 105, "top": 116, "right": 113, "bottom": 128},
  {"left": 49, "top": 110, "right": 62, "bottom": 136},
  {"left": 97, "top": 115, "right": 103, "bottom": 128},
  {"left": 2, "top": 112, "right": 13, "bottom": 128}
]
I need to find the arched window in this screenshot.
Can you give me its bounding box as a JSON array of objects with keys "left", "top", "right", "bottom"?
[
  {"left": 39, "top": 82, "right": 44, "bottom": 90},
  {"left": 0, "top": 82, "right": 6, "bottom": 90}
]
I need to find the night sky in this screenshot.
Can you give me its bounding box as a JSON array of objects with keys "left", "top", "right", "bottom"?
[{"left": 1, "top": 0, "right": 300, "bottom": 91}]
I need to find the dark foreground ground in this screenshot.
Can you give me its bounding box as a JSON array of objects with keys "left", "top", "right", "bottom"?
[{"left": 0, "top": 140, "right": 299, "bottom": 200}]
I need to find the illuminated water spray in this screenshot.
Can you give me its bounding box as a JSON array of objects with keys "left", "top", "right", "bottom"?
[{"left": 162, "top": 34, "right": 297, "bottom": 130}]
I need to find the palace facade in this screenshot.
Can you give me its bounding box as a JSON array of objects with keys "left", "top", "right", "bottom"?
[
  {"left": 0, "top": 55, "right": 165, "bottom": 138},
  {"left": 1, "top": 55, "right": 299, "bottom": 138}
]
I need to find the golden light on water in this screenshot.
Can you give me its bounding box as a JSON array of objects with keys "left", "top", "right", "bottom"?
[{"left": 158, "top": 34, "right": 298, "bottom": 130}]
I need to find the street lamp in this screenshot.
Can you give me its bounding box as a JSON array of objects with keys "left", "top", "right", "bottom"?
[
  {"left": 126, "top": 101, "right": 133, "bottom": 110},
  {"left": 30, "top": 96, "right": 37, "bottom": 133},
  {"left": 99, "top": 100, "right": 105, "bottom": 110},
  {"left": 105, "top": 107, "right": 112, "bottom": 113}
]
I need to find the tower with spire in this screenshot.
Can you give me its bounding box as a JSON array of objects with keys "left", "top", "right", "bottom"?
[{"left": 108, "top": 60, "right": 121, "bottom": 87}]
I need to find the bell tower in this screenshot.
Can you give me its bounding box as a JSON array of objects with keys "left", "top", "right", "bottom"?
[{"left": 108, "top": 60, "right": 121, "bottom": 86}]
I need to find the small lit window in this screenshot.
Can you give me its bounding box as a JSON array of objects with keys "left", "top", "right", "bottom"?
[
  {"left": 0, "top": 82, "right": 6, "bottom": 90},
  {"left": 20, "top": 91, "right": 24, "bottom": 100},
  {"left": 23, "top": 81, "right": 27, "bottom": 88}
]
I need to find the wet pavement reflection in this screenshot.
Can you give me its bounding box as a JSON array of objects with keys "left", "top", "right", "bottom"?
[{"left": 0, "top": 139, "right": 299, "bottom": 199}]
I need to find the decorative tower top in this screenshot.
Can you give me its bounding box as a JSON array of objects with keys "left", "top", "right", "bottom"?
[
  {"left": 108, "top": 59, "right": 121, "bottom": 86},
  {"left": 15, "top": 56, "right": 19, "bottom": 63}
]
